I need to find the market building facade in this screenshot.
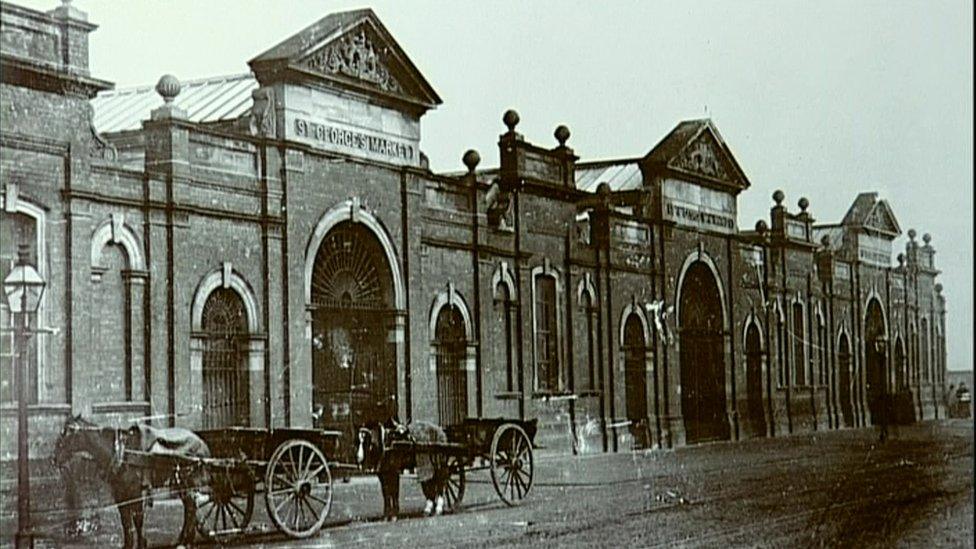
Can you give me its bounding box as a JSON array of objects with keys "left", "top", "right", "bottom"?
[{"left": 0, "top": 1, "right": 950, "bottom": 470}]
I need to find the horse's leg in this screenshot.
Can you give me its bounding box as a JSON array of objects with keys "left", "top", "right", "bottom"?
[
  {"left": 133, "top": 498, "right": 147, "bottom": 549},
  {"left": 378, "top": 470, "right": 394, "bottom": 520},
  {"left": 119, "top": 502, "right": 133, "bottom": 549},
  {"left": 421, "top": 480, "right": 436, "bottom": 515},
  {"left": 390, "top": 470, "right": 401, "bottom": 519},
  {"left": 179, "top": 488, "right": 197, "bottom": 547}
]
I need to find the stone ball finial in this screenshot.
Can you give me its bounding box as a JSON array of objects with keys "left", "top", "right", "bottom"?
[
  {"left": 772, "top": 190, "right": 785, "bottom": 206},
  {"left": 897, "top": 252, "right": 906, "bottom": 266},
  {"left": 922, "top": 233, "right": 931, "bottom": 245},
  {"left": 821, "top": 234, "right": 831, "bottom": 247},
  {"left": 503, "top": 109, "right": 520, "bottom": 132},
  {"left": 462, "top": 149, "right": 481, "bottom": 173},
  {"left": 755, "top": 220, "right": 768, "bottom": 235},
  {"left": 156, "top": 74, "right": 181, "bottom": 104},
  {"left": 554, "top": 125, "right": 570, "bottom": 146},
  {"left": 935, "top": 283, "right": 943, "bottom": 294},
  {"left": 907, "top": 228, "right": 917, "bottom": 241},
  {"left": 798, "top": 197, "right": 809, "bottom": 212},
  {"left": 596, "top": 182, "right": 611, "bottom": 196}
]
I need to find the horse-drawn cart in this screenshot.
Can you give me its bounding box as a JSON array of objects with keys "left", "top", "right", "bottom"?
[
  {"left": 125, "top": 427, "right": 341, "bottom": 541},
  {"left": 382, "top": 417, "right": 539, "bottom": 511}
]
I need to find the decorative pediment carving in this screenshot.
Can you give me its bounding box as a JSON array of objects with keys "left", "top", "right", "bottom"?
[
  {"left": 302, "top": 27, "right": 403, "bottom": 94},
  {"left": 865, "top": 203, "right": 899, "bottom": 234},
  {"left": 669, "top": 130, "right": 735, "bottom": 183}
]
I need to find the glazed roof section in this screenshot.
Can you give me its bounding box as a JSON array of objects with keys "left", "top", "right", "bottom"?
[
  {"left": 91, "top": 73, "right": 257, "bottom": 133},
  {"left": 574, "top": 160, "right": 642, "bottom": 192}
]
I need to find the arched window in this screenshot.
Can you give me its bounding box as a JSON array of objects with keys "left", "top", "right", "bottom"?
[
  {"left": 838, "top": 331, "right": 854, "bottom": 427},
  {"left": 533, "top": 270, "right": 562, "bottom": 392},
  {"left": 894, "top": 337, "right": 906, "bottom": 391},
  {"left": 92, "top": 244, "right": 130, "bottom": 401},
  {"left": 434, "top": 304, "right": 467, "bottom": 426},
  {"left": 776, "top": 309, "right": 786, "bottom": 388},
  {"left": 792, "top": 302, "right": 806, "bottom": 386},
  {"left": 494, "top": 283, "right": 515, "bottom": 392},
  {"left": 0, "top": 210, "right": 40, "bottom": 404},
  {"left": 817, "top": 314, "right": 827, "bottom": 386},
  {"left": 910, "top": 323, "right": 918, "bottom": 386},
  {"left": 578, "top": 290, "right": 597, "bottom": 392},
  {"left": 201, "top": 288, "right": 250, "bottom": 428},
  {"left": 920, "top": 317, "right": 930, "bottom": 383}
]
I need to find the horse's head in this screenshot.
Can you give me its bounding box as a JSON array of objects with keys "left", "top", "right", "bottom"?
[
  {"left": 356, "top": 423, "right": 384, "bottom": 471},
  {"left": 53, "top": 414, "right": 98, "bottom": 469}
]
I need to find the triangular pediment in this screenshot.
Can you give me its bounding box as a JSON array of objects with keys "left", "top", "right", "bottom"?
[
  {"left": 300, "top": 24, "right": 404, "bottom": 95},
  {"left": 644, "top": 120, "right": 750, "bottom": 190},
  {"left": 864, "top": 200, "right": 901, "bottom": 236},
  {"left": 841, "top": 193, "right": 901, "bottom": 238},
  {"left": 249, "top": 9, "right": 441, "bottom": 111}
]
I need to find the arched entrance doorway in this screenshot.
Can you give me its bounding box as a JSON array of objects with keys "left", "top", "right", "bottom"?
[
  {"left": 745, "top": 321, "right": 766, "bottom": 436},
  {"left": 679, "top": 261, "right": 729, "bottom": 444},
  {"left": 864, "top": 299, "right": 887, "bottom": 425},
  {"left": 623, "top": 313, "right": 649, "bottom": 447},
  {"left": 838, "top": 333, "right": 854, "bottom": 427},
  {"left": 201, "top": 288, "right": 250, "bottom": 429},
  {"left": 434, "top": 305, "right": 468, "bottom": 427},
  {"left": 310, "top": 221, "right": 397, "bottom": 442}
]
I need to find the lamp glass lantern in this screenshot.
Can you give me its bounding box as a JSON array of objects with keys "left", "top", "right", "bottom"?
[{"left": 3, "top": 245, "right": 45, "bottom": 315}]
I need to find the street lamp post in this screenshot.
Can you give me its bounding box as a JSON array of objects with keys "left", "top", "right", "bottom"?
[{"left": 3, "top": 244, "right": 46, "bottom": 549}]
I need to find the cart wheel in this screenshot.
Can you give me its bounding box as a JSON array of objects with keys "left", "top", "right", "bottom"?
[
  {"left": 490, "top": 423, "right": 533, "bottom": 506},
  {"left": 264, "top": 439, "right": 333, "bottom": 538},
  {"left": 195, "top": 464, "right": 255, "bottom": 542},
  {"left": 442, "top": 455, "right": 465, "bottom": 513}
]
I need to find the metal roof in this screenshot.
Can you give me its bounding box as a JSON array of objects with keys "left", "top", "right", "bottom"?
[
  {"left": 91, "top": 73, "right": 257, "bottom": 133},
  {"left": 574, "top": 160, "right": 643, "bottom": 193}
]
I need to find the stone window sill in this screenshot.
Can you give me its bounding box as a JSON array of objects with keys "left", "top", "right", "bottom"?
[{"left": 0, "top": 402, "right": 71, "bottom": 417}]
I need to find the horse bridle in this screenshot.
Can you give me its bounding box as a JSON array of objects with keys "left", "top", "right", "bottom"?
[{"left": 56, "top": 422, "right": 126, "bottom": 476}]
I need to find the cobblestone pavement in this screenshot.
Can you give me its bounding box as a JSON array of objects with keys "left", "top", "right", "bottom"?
[{"left": 3, "top": 420, "right": 971, "bottom": 548}]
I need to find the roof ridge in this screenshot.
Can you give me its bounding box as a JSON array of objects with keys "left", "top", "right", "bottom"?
[{"left": 96, "top": 72, "right": 254, "bottom": 97}]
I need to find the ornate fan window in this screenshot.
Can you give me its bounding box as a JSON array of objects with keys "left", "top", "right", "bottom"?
[
  {"left": 311, "top": 222, "right": 390, "bottom": 310},
  {"left": 201, "top": 288, "right": 249, "bottom": 428}
]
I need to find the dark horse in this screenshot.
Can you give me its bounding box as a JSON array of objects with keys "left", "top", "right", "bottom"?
[
  {"left": 356, "top": 418, "right": 450, "bottom": 521},
  {"left": 53, "top": 415, "right": 210, "bottom": 548}
]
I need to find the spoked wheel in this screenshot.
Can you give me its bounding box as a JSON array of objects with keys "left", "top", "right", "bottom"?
[
  {"left": 264, "top": 439, "right": 333, "bottom": 539},
  {"left": 490, "top": 423, "right": 534, "bottom": 506},
  {"left": 442, "top": 454, "right": 465, "bottom": 513},
  {"left": 195, "top": 464, "right": 255, "bottom": 542}
]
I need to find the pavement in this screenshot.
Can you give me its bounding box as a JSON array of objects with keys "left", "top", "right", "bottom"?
[{"left": 1, "top": 419, "right": 972, "bottom": 548}]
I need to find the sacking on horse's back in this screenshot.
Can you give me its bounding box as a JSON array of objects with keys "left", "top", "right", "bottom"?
[
  {"left": 403, "top": 420, "right": 446, "bottom": 482},
  {"left": 131, "top": 424, "right": 210, "bottom": 458}
]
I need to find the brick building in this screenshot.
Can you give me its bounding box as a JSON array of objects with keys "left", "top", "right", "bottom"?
[{"left": 0, "top": 2, "right": 949, "bottom": 465}]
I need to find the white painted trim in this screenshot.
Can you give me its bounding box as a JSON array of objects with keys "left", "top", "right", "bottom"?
[
  {"left": 90, "top": 215, "right": 146, "bottom": 271},
  {"left": 788, "top": 298, "right": 809, "bottom": 386},
  {"left": 675, "top": 249, "right": 728, "bottom": 329},
  {"left": 428, "top": 285, "right": 474, "bottom": 342},
  {"left": 576, "top": 272, "right": 597, "bottom": 306},
  {"left": 862, "top": 292, "right": 888, "bottom": 335},
  {"left": 531, "top": 261, "right": 564, "bottom": 392},
  {"left": 0, "top": 195, "right": 47, "bottom": 401},
  {"left": 191, "top": 267, "right": 261, "bottom": 333},
  {"left": 304, "top": 199, "right": 405, "bottom": 310},
  {"left": 620, "top": 300, "right": 651, "bottom": 347},
  {"left": 490, "top": 261, "right": 517, "bottom": 301},
  {"left": 743, "top": 313, "right": 764, "bottom": 351}
]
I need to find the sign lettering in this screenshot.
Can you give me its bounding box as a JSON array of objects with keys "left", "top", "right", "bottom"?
[
  {"left": 294, "top": 118, "right": 415, "bottom": 163},
  {"left": 661, "top": 178, "right": 737, "bottom": 234}
]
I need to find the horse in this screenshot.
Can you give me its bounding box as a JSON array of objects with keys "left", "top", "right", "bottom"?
[
  {"left": 356, "top": 418, "right": 451, "bottom": 521},
  {"left": 53, "top": 415, "right": 210, "bottom": 548}
]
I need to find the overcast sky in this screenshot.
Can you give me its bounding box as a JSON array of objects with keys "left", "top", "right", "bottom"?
[{"left": 19, "top": 0, "right": 973, "bottom": 370}]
